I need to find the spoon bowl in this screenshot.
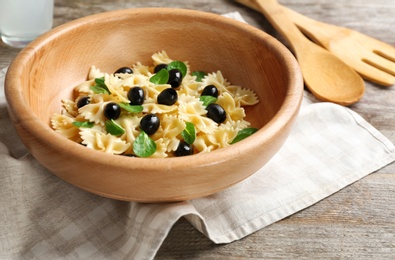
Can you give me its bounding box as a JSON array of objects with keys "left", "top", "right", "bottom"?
[{"left": 298, "top": 43, "right": 365, "bottom": 104}]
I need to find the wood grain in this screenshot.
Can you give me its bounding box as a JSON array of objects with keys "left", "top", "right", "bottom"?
[{"left": 2, "top": 0, "right": 395, "bottom": 258}]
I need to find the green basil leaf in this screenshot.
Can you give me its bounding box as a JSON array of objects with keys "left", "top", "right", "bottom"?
[
  {"left": 95, "top": 77, "right": 105, "bottom": 86},
  {"left": 149, "top": 68, "right": 169, "bottom": 84},
  {"left": 90, "top": 77, "right": 111, "bottom": 94},
  {"left": 133, "top": 131, "right": 156, "bottom": 157},
  {"left": 200, "top": 95, "right": 217, "bottom": 107},
  {"left": 119, "top": 102, "right": 144, "bottom": 113},
  {"left": 72, "top": 121, "right": 95, "bottom": 128},
  {"left": 167, "top": 60, "right": 187, "bottom": 78},
  {"left": 192, "top": 71, "right": 207, "bottom": 82},
  {"left": 230, "top": 128, "right": 258, "bottom": 144},
  {"left": 105, "top": 119, "right": 125, "bottom": 136},
  {"left": 90, "top": 85, "right": 109, "bottom": 94},
  {"left": 182, "top": 122, "right": 196, "bottom": 145}
]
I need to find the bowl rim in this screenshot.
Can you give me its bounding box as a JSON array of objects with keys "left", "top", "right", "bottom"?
[{"left": 4, "top": 7, "right": 303, "bottom": 173}]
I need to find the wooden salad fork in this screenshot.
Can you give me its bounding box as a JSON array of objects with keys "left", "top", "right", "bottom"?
[{"left": 236, "top": 0, "right": 395, "bottom": 86}]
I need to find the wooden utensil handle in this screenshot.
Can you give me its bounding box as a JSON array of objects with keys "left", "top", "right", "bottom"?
[
  {"left": 235, "top": 0, "right": 260, "bottom": 11},
  {"left": 235, "top": 0, "right": 338, "bottom": 48},
  {"left": 255, "top": 0, "right": 310, "bottom": 53}
]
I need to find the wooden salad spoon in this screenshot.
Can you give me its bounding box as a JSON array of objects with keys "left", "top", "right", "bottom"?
[
  {"left": 236, "top": 0, "right": 395, "bottom": 86},
  {"left": 251, "top": 0, "right": 364, "bottom": 105}
]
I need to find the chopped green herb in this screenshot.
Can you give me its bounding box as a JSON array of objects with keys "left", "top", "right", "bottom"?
[
  {"left": 192, "top": 71, "right": 207, "bottom": 82},
  {"left": 182, "top": 122, "right": 196, "bottom": 145},
  {"left": 95, "top": 77, "right": 106, "bottom": 85},
  {"left": 200, "top": 95, "right": 217, "bottom": 107},
  {"left": 167, "top": 61, "right": 187, "bottom": 78},
  {"left": 72, "top": 121, "right": 95, "bottom": 128},
  {"left": 149, "top": 68, "right": 169, "bottom": 84},
  {"left": 90, "top": 85, "right": 109, "bottom": 94},
  {"left": 105, "top": 119, "right": 125, "bottom": 136},
  {"left": 90, "top": 77, "right": 110, "bottom": 94},
  {"left": 230, "top": 128, "right": 258, "bottom": 144},
  {"left": 133, "top": 131, "right": 156, "bottom": 157},
  {"left": 119, "top": 102, "right": 144, "bottom": 113}
]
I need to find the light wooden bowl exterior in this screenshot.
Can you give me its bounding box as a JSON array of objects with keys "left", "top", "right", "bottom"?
[{"left": 5, "top": 8, "right": 303, "bottom": 202}]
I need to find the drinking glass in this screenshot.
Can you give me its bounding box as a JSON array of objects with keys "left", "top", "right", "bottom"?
[{"left": 0, "top": 0, "right": 54, "bottom": 48}]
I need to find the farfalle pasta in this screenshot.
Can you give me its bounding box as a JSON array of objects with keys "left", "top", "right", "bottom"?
[{"left": 51, "top": 51, "right": 259, "bottom": 158}]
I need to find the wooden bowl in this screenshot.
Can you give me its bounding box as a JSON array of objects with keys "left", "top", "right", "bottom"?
[{"left": 4, "top": 8, "right": 303, "bottom": 202}]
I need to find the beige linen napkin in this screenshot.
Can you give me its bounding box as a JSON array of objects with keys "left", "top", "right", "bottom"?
[{"left": 2, "top": 13, "right": 395, "bottom": 260}]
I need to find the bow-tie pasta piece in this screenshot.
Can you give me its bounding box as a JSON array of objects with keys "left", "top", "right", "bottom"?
[
  {"left": 88, "top": 65, "right": 104, "bottom": 80},
  {"left": 103, "top": 74, "right": 129, "bottom": 103},
  {"left": 177, "top": 74, "right": 202, "bottom": 97},
  {"left": 201, "top": 71, "right": 231, "bottom": 95},
  {"left": 132, "top": 62, "right": 151, "bottom": 76},
  {"left": 152, "top": 50, "right": 173, "bottom": 65},
  {"left": 80, "top": 126, "right": 130, "bottom": 154},
  {"left": 143, "top": 101, "right": 178, "bottom": 114},
  {"left": 51, "top": 114, "right": 81, "bottom": 143},
  {"left": 194, "top": 133, "right": 216, "bottom": 153},
  {"left": 117, "top": 115, "right": 141, "bottom": 144},
  {"left": 61, "top": 99, "right": 78, "bottom": 117},
  {"left": 79, "top": 101, "right": 109, "bottom": 126},
  {"left": 217, "top": 92, "right": 246, "bottom": 122}
]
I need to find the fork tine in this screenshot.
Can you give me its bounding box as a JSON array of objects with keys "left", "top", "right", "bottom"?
[
  {"left": 370, "top": 38, "right": 395, "bottom": 63},
  {"left": 353, "top": 58, "right": 395, "bottom": 86},
  {"left": 363, "top": 51, "right": 395, "bottom": 76}
]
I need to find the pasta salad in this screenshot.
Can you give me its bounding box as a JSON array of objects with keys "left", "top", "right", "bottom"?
[{"left": 51, "top": 51, "right": 259, "bottom": 158}]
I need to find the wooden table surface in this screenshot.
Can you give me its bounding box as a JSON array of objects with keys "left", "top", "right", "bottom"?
[{"left": 2, "top": 0, "right": 395, "bottom": 259}]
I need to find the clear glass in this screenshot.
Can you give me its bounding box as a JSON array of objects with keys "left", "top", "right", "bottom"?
[{"left": 0, "top": 0, "right": 54, "bottom": 48}]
